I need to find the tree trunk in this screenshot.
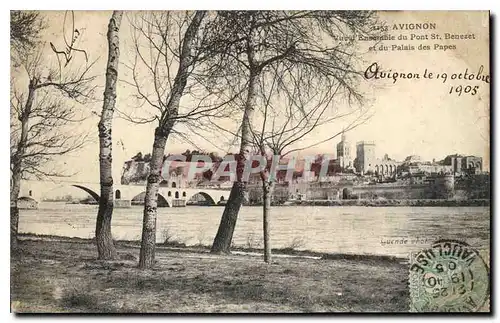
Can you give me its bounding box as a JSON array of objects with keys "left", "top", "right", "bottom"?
[
  {"left": 211, "top": 68, "right": 258, "bottom": 254},
  {"left": 139, "top": 127, "right": 169, "bottom": 269},
  {"left": 138, "top": 11, "right": 206, "bottom": 269},
  {"left": 262, "top": 180, "right": 274, "bottom": 263},
  {"left": 96, "top": 11, "right": 122, "bottom": 260},
  {"left": 210, "top": 182, "right": 246, "bottom": 253},
  {"left": 10, "top": 82, "right": 35, "bottom": 252},
  {"left": 10, "top": 168, "right": 21, "bottom": 252}
]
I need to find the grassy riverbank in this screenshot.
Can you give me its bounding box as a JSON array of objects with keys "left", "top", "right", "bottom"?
[{"left": 11, "top": 235, "right": 409, "bottom": 313}]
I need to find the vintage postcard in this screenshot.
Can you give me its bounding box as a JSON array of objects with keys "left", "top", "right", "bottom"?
[{"left": 10, "top": 10, "right": 490, "bottom": 313}]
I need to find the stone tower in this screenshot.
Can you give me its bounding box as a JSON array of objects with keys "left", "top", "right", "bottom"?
[
  {"left": 336, "top": 130, "right": 352, "bottom": 170},
  {"left": 355, "top": 141, "right": 376, "bottom": 174}
]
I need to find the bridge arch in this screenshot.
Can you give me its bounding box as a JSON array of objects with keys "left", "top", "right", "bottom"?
[
  {"left": 186, "top": 191, "right": 217, "bottom": 205},
  {"left": 131, "top": 191, "right": 170, "bottom": 207},
  {"left": 342, "top": 188, "right": 351, "bottom": 200},
  {"left": 71, "top": 185, "right": 100, "bottom": 202},
  {"left": 157, "top": 193, "right": 169, "bottom": 207},
  {"left": 19, "top": 182, "right": 101, "bottom": 204}
]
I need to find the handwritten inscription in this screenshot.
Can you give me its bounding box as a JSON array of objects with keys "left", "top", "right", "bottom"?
[
  {"left": 380, "top": 236, "right": 439, "bottom": 247},
  {"left": 364, "top": 62, "right": 490, "bottom": 95}
]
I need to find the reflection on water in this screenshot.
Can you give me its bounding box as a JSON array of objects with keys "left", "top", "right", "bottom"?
[{"left": 19, "top": 203, "right": 490, "bottom": 258}]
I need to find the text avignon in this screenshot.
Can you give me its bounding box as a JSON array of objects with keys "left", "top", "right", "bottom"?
[{"left": 392, "top": 23, "right": 437, "bottom": 30}]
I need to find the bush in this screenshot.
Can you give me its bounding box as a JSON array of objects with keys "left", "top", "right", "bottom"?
[
  {"left": 161, "top": 228, "right": 174, "bottom": 245},
  {"left": 287, "top": 237, "right": 306, "bottom": 250},
  {"left": 245, "top": 232, "right": 263, "bottom": 249}
]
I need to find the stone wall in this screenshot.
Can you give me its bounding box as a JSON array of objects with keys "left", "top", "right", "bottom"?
[
  {"left": 247, "top": 183, "right": 290, "bottom": 204},
  {"left": 454, "top": 174, "right": 490, "bottom": 199}
]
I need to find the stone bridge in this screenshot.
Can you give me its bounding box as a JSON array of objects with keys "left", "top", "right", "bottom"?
[{"left": 18, "top": 180, "right": 231, "bottom": 208}]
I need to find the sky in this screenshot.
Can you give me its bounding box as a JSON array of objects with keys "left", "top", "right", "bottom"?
[{"left": 12, "top": 10, "right": 490, "bottom": 183}]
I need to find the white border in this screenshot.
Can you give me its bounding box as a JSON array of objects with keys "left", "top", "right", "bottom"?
[
  {"left": 4, "top": 0, "right": 495, "bottom": 10},
  {"left": 2, "top": 1, "right": 498, "bottom": 322}
]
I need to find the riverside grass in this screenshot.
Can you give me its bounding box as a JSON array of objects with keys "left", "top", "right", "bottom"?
[{"left": 11, "top": 236, "right": 409, "bottom": 313}]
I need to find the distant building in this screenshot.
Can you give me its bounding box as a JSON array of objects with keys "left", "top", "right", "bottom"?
[
  {"left": 401, "top": 155, "right": 453, "bottom": 175},
  {"left": 404, "top": 155, "right": 422, "bottom": 163},
  {"left": 354, "top": 141, "right": 399, "bottom": 177},
  {"left": 407, "top": 164, "right": 452, "bottom": 175},
  {"left": 161, "top": 167, "right": 187, "bottom": 188},
  {"left": 373, "top": 154, "right": 399, "bottom": 178},
  {"left": 354, "top": 141, "right": 376, "bottom": 174},
  {"left": 336, "top": 131, "right": 353, "bottom": 170},
  {"left": 443, "top": 154, "right": 483, "bottom": 175}
]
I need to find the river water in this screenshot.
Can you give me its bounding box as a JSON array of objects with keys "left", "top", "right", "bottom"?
[{"left": 19, "top": 203, "right": 490, "bottom": 258}]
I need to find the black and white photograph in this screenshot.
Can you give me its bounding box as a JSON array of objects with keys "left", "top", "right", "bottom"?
[{"left": 8, "top": 8, "right": 491, "bottom": 313}]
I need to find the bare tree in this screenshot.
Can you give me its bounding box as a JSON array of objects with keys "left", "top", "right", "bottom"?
[
  {"left": 123, "top": 11, "right": 245, "bottom": 268},
  {"left": 10, "top": 12, "right": 96, "bottom": 251},
  {"left": 10, "top": 11, "right": 45, "bottom": 58},
  {"left": 248, "top": 65, "right": 372, "bottom": 263},
  {"left": 124, "top": 11, "right": 217, "bottom": 269},
  {"left": 208, "top": 10, "right": 380, "bottom": 254},
  {"left": 95, "top": 11, "right": 123, "bottom": 260}
]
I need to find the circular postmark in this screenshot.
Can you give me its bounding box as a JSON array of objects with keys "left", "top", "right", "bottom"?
[{"left": 409, "top": 239, "right": 489, "bottom": 312}]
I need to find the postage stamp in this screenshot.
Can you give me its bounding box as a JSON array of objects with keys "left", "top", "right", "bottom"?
[{"left": 409, "top": 239, "right": 490, "bottom": 312}]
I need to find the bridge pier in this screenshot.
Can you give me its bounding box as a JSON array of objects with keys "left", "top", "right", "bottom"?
[
  {"left": 114, "top": 199, "right": 131, "bottom": 208},
  {"left": 170, "top": 199, "right": 187, "bottom": 207}
]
